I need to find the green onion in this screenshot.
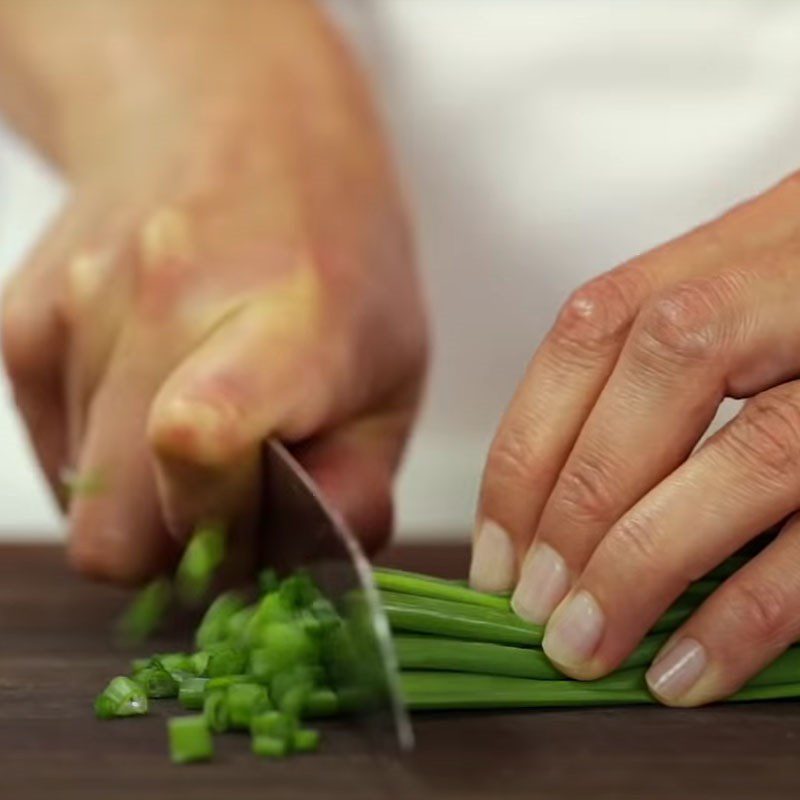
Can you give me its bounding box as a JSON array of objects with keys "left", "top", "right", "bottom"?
[
  {"left": 168, "top": 715, "right": 213, "bottom": 764},
  {"left": 178, "top": 677, "right": 209, "bottom": 710},
  {"left": 374, "top": 568, "right": 510, "bottom": 611},
  {"left": 302, "top": 688, "right": 340, "bottom": 718},
  {"left": 226, "top": 606, "right": 257, "bottom": 643},
  {"left": 381, "top": 591, "right": 544, "bottom": 646},
  {"left": 156, "top": 653, "right": 195, "bottom": 678},
  {"left": 203, "top": 690, "right": 230, "bottom": 733},
  {"left": 205, "top": 675, "right": 249, "bottom": 692},
  {"left": 252, "top": 736, "right": 288, "bottom": 758},
  {"left": 394, "top": 633, "right": 668, "bottom": 680},
  {"left": 227, "top": 683, "right": 271, "bottom": 729},
  {"left": 134, "top": 660, "right": 179, "bottom": 698},
  {"left": 94, "top": 677, "right": 149, "bottom": 719},
  {"left": 292, "top": 728, "right": 321, "bottom": 753},
  {"left": 401, "top": 671, "right": 651, "bottom": 710},
  {"left": 202, "top": 644, "right": 247, "bottom": 678},
  {"left": 250, "top": 709, "right": 296, "bottom": 739},
  {"left": 195, "top": 592, "right": 247, "bottom": 649},
  {"left": 175, "top": 522, "right": 227, "bottom": 606},
  {"left": 116, "top": 578, "right": 172, "bottom": 645},
  {"left": 258, "top": 568, "right": 280, "bottom": 596}
]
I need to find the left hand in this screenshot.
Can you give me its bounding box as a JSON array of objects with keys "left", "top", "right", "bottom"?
[{"left": 471, "top": 171, "right": 800, "bottom": 706}]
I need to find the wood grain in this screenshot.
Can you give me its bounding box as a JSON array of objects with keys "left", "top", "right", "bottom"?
[{"left": 2, "top": 542, "right": 800, "bottom": 799}]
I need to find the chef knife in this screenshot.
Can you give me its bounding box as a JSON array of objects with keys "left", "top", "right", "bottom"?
[{"left": 259, "top": 440, "right": 414, "bottom": 751}]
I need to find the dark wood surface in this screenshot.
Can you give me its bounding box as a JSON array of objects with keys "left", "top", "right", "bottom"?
[{"left": 3, "top": 542, "right": 800, "bottom": 799}]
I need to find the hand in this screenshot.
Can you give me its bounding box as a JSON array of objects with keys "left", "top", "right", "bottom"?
[
  {"left": 1, "top": 0, "right": 427, "bottom": 583},
  {"left": 472, "top": 171, "right": 800, "bottom": 706}
]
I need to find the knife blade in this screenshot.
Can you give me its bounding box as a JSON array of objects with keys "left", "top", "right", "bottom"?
[{"left": 259, "top": 440, "right": 414, "bottom": 751}]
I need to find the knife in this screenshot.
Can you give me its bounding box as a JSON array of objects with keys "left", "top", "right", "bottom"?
[{"left": 259, "top": 440, "right": 414, "bottom": 751}]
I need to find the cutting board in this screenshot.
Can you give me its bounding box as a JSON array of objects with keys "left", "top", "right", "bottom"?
[{"left": 2, "top": 542, "right": 800, "bottom": 800}]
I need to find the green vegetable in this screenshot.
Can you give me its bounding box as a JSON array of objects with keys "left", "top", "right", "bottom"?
[
  {"left": 195, "top": 592, "right": 247, "bottom": 649},
  {"left": 178, "top": 678, "right": 209, "bottom": 711},
  {"left": 202, "top": 645, "right": 248, "bottom": 678},
  {"left": 252, "top": 736, "right": 288, "bottom": 758},
  {"left": 94, "top": 677, "right": 149, "bottom": 719},
  {"left": 227, "top": 683, "right": 271, "bottom": 729},
  {"left": 203, "top": 691, "right": 230, "bottom": 733},
  {"left": 292, "top": 728, "right": 321, "bottom": 753},
  {"left": 250, "top": 709, "right": 296, "bottom": 740},
  {"left": 168, "top": 715, "right": 213, "bottom": 764},
  {"left": 96, "top": 556, "right": 800, "bottom": 767},
  {"left": 205, "top": 675, "right": 249, "bottom": 692},
  {"left": 374, "top": 568, "right": 510, "bottom": 610},
  {"left": 116, "top": 578, "right": 172, "bottom": 645},
  {"left": 394, "top": 633, "right": 669, "bottom": 680},
  {"left": 134, "top": 660, "right": 179, "bottom": 698},
  {"left": 175, "top": 522, "right": 227, "bottom": 606},
  {"left": 381, "top": 591, "right": 544, "bottom": 646}
]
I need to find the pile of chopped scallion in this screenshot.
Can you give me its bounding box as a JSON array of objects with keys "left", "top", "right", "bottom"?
[{"left": 96, "top": 533, "right": 800, "bottom": 765}]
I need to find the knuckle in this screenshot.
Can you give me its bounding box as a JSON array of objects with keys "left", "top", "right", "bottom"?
[
  {"left": 634, "top": 281, "right": 723, "bottom": 365},
  {"left": 0, "top": 277, "right": 51, "bottom": 381},
  {"left": 550, "top": 269, "right": 644, "bottom": 355},
  {"left": 483, "top": 422, "right": 546, "bottom": 500},
  {"left": 148, "top": 395, "right": 242, "bottom": 468},
  {"left": 139, "top": 206, "right": 195, "bottom": 269},
  {"left": 555, "top": 455, "right": 618, "bottom": 525},
  {"left": 605, "top": 514, "right": 664, "bottom": 574},
  {"left": 728, "top": 390, "right": 800, "bottom": 475},
  {"left": 722, "top": 579, "right": 791, "bottom": 647},
  {"left": 1, "top": 281, "right": 28, "bottom": 377}
]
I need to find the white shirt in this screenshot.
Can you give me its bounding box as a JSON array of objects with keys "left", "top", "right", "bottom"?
[{"left": 2, "top": 0, "right": 800, "bottom": 539}]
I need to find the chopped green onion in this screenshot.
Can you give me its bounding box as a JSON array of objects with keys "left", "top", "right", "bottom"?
[
  {"left": 257, "top": 568, "right": 280, "bottom": 596},
  {"left": 202, "top": 645, "right": 248, "bottom": 678},
  {"left": 168, "top": 715, "right": 213, "bottom": 764},
  {"left": 203, "top": 690, "right": 230, "bottom": 733},
  {"left": 175, "top": 522, "right": 227, "bottom": 606},
  {"left": 134, "top": 660, "right": 179, "bottom": 698},
  {"left": 252, "top": 736, "right": 288, "bottom": 758},
  {"left": 292, "top": 728, "right": 320, "bottom": 753},
  {"left": 94, "top": 677, "right": 148, "bottom": 719},
  {"left": 60, "top": 466, "right": 106, "bottom": 500},
  {"left": 178, "top": 677, "right": 209, "bottom": 710},
  {"left": 205, "top": 675, "right": 249, "bottom": 692},
  {"left": 195, "top": 592, "right": 246, "bottom": 649},
  {"left": 227, "top": 683, "right": 271, "bottom": 729},
  {"left": 250, "top": 709, "right": 296, "bottom": 740},
  {"left": 116, "top": 578, "right": 172, "bottom": 645}
]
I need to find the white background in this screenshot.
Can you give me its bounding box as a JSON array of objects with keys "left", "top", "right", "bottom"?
[{"left": 2, "top": 0, "right": 800, "bottom": 541}]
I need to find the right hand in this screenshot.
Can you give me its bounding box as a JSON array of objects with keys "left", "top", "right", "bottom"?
[{"left": 1, "top": 0, "right": 428, "bottom": 583}]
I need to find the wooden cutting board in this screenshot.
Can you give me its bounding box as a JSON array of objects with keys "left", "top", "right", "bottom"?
[{"left": 2, "top": 541, "right": 799, "bottom": 800}]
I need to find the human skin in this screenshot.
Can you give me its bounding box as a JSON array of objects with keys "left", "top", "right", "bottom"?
[
  {"left": 0, "top": 0, "right": 428, "bottom": 583},
  {"left": 471, "top": 169, "right": 800, "bottom": 707}
]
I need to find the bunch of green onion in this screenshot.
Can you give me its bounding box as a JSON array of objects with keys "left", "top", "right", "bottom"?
[{"left": 96, "top": 545, "right": 800, "bottom": 765}]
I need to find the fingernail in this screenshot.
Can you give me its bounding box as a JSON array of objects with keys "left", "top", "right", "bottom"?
[
  {"left": 646, "top": 638, "right": 707, "bottom": 702},
  {"left": 543, "top": 590, "right": 604, "bottom": 668},
  {"left": 469, "top": 520, "right": 516, "bottom": 592},
  {"left": 511, "top": 543, "right": 570, "bottom": 624}
]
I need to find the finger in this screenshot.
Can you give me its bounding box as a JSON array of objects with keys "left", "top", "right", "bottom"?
[
  {"left": 63, "top": 221, "right": 137, "bottom": 462},
  {"left": 66, "top": 208, "right": 198, "bottom": 581},
  {"left": 295, "top": 411, "right": 412, "bottom": 554},
  {"left": 645, "top": 514, "right": 800, "bottom": 706},
  {"left": 1, "top": 202, "right": 84, "bottom": 501},
  {"left": 147, "top": 264, "right": 351, "bottom": 541},
  {"left": 517, "top": 262, "right": 800, "bottom": 623},
  {"left": 472, "top": 174, "right": 800, "bottom": 594},
  {"left": 541, "top": 380, "right": 800, "bottom": 679}
]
